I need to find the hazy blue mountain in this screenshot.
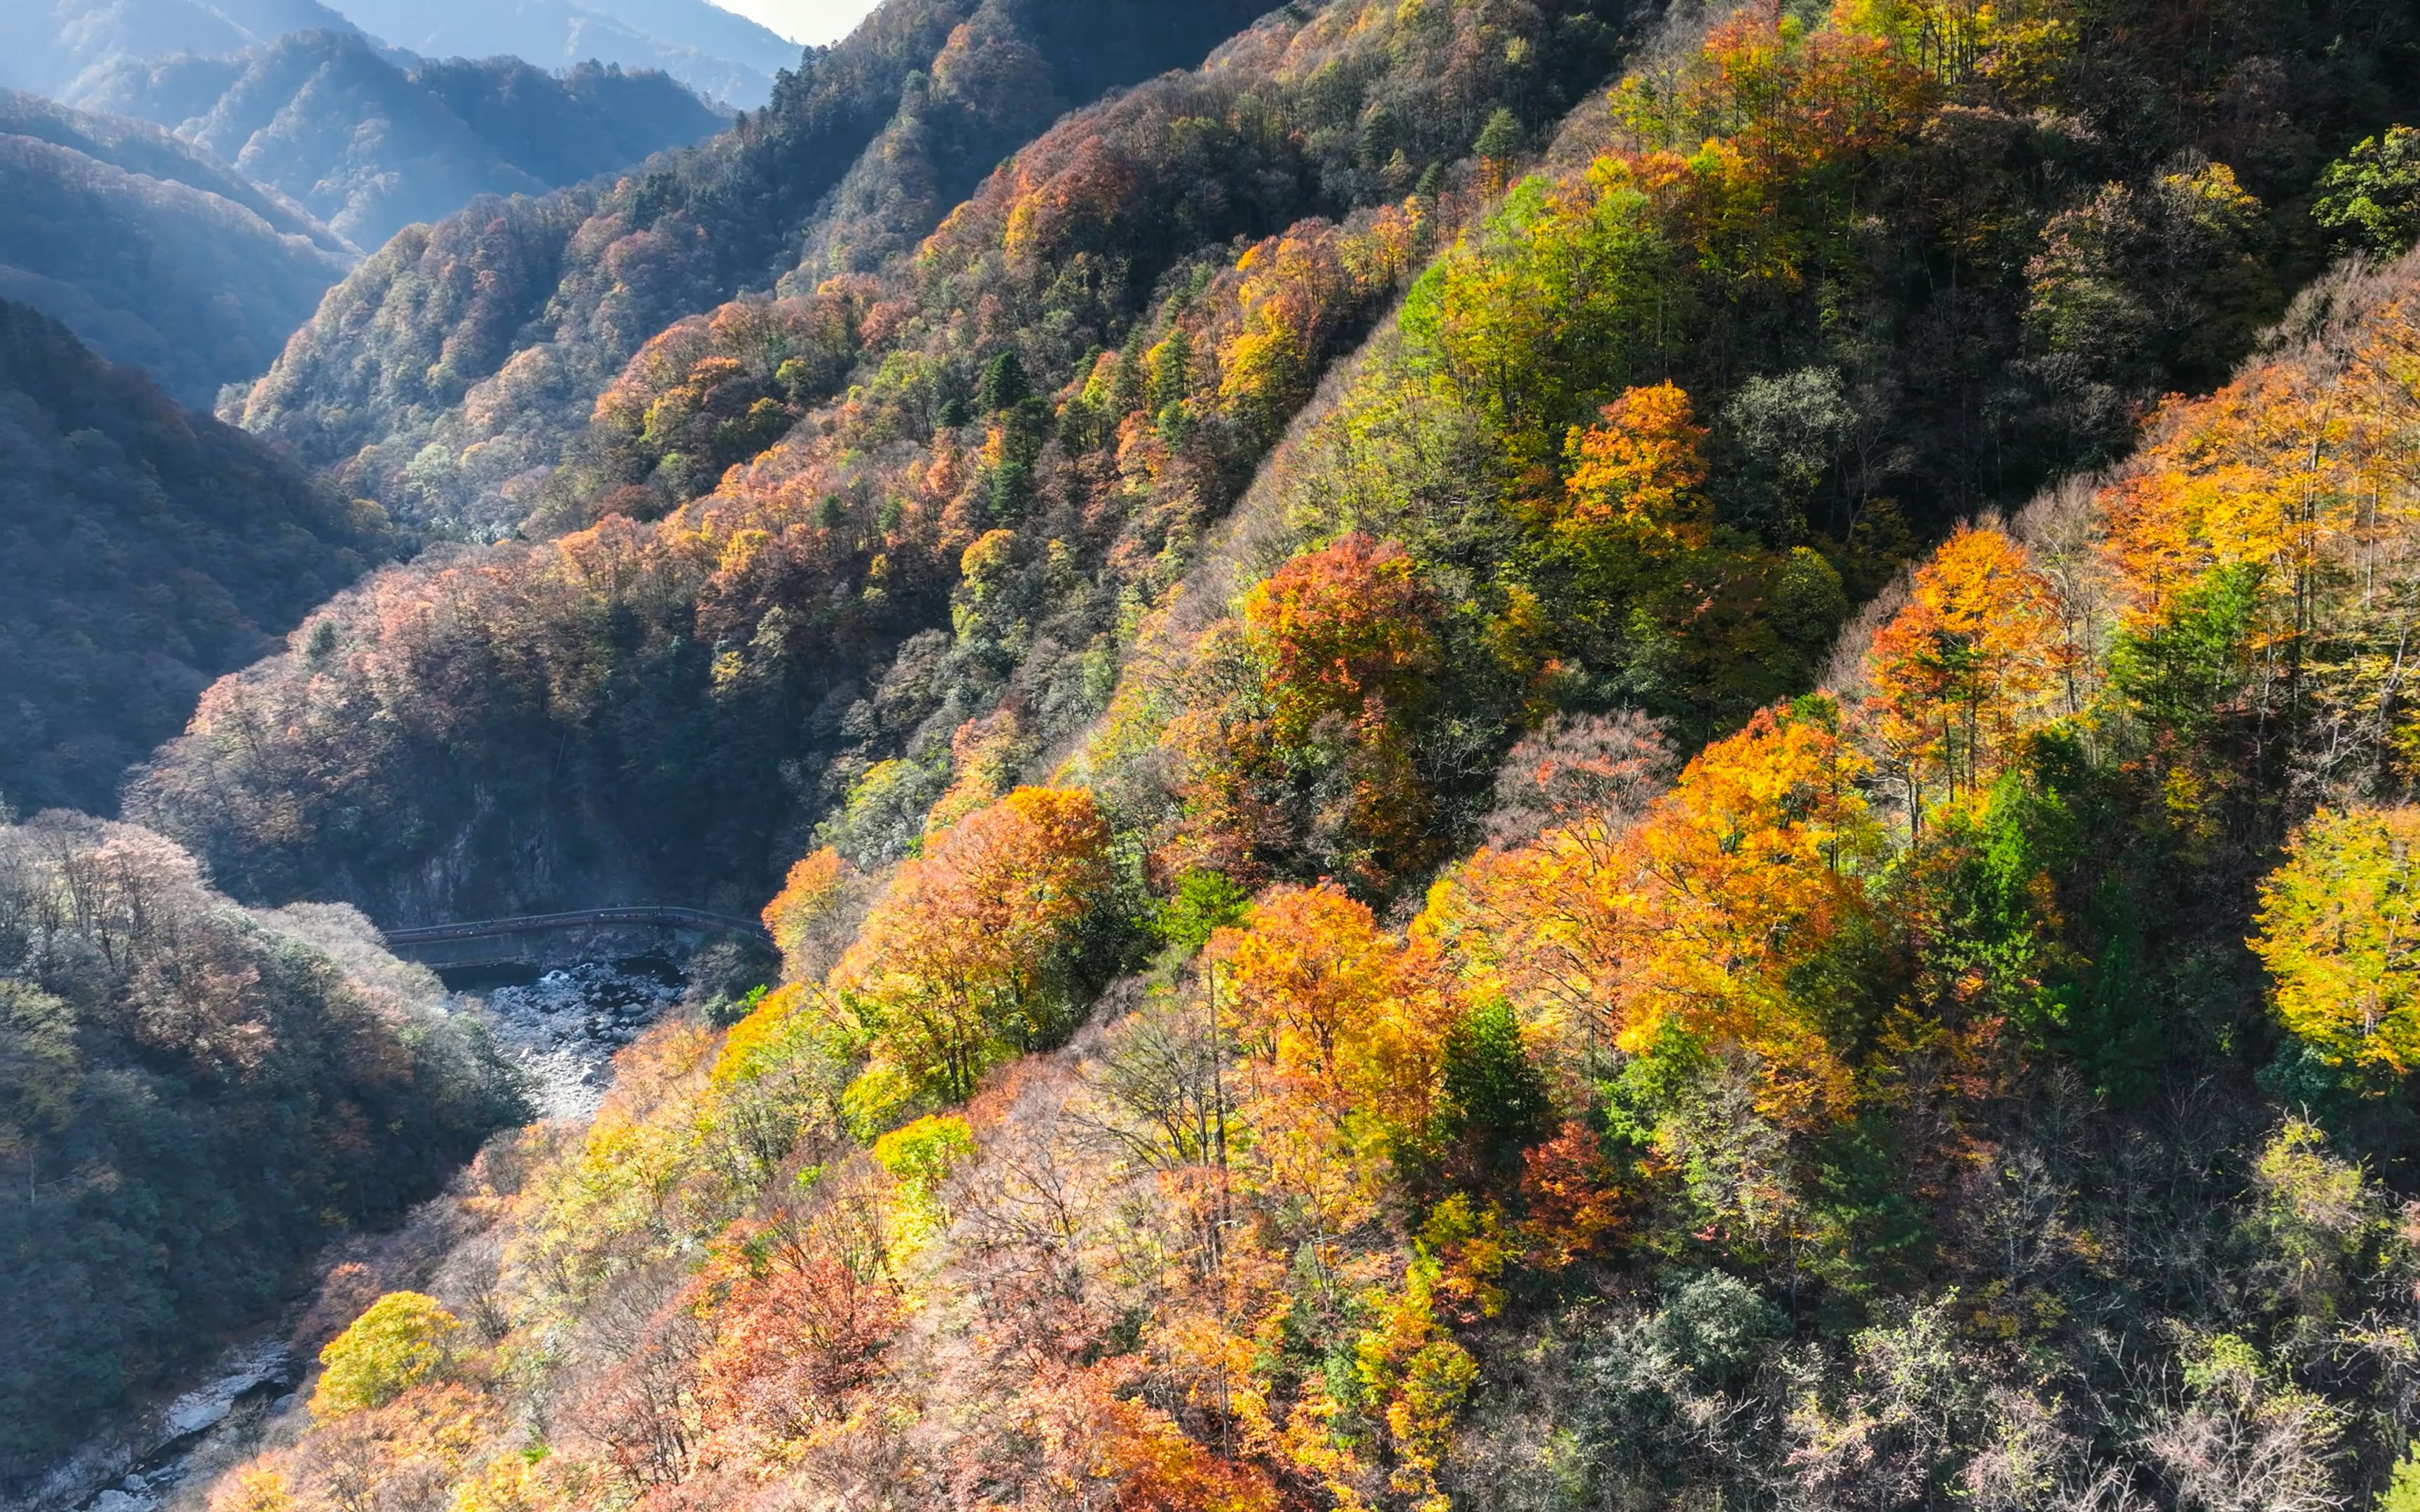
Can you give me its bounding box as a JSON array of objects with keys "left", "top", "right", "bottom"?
[
  {"left": 8, "top": 0, "right": 801, "bottom": 110},
  {"left": 314, "top": 0, "right": 800, "bottom": 105},
  {"left": 0, "top": 0, "right": 363, "bottom": 97},
  {"left": 76, "top": 31, "right": 729, "bottom": 247},
  {"left": 0, "top": 89, "right": 354, "bottom": 405}
]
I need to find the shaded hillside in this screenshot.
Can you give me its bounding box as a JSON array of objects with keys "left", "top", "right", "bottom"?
[
  {"left": 0, "top": 816, "right": 518, "bottom": 1476},
  {"left": 0, "top": 90, "right": 355, "bottom": 405},
  {"left": 415, "top": 52, "right": 728, "bottom": 183},
  {"left": 0, "top": 300, "right": 394, "bottom": 818},
  {"left": 75, "top": 33, "right": 729, "bottom": 249},
  {"left": 228, "top": 0, "right": 1280, "bottom": 537}
]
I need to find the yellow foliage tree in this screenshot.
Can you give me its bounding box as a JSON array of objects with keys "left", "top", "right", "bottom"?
[
  {"left": 207, "top": 1464, "right": 294, "bottom": 1512},
  {"left": 1560, "top": 381, "right": 1711, "bottom": 552},
  {"left": 1865, "top": 524, "right": 2068, "bottom": 823},
  {"left": 1437, "top": 701, "right": 1877, "bottom": 1125},
  {"left": 2252, "top": 804, "right": 2420, "bottom": 1076},
  {"left": 446, "top": 1453, "right": 558, "bottom": 1512},
  {"left": 870, "top": 1112, "right": 977, "bottom": 1247},
  {"left": 311, "top": 1292, "right": 461, "bottom": 1418},
  {"left": 1217, "top": 888, "right": 1447, "bottom": 1132},
  {"left": 761, "top": 846, "right": 861, "bottom": 985},
  {"left": 1351, "top": 1251, "right": 1480, "bottom": 1512},
  {"left": 1211, "top": 886, "right": 1452, "bottom": 1233}
]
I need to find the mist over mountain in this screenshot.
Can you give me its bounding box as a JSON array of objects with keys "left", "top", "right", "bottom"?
[
  {"left": 6, "top": 0, "right": 802, "bottom": 111},
  {"left": 73, "top": 31, "right": 730, "bottom": 248},
  {"left": 0, "top": 0, "right": 364, "bottom": 99},
  {"left": 0, "top": 89, "right": 354, "bottom": 407}
]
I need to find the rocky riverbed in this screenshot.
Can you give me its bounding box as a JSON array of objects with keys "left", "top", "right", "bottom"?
[
  {"left": 478, "top": 958, "right": 687, "bottom": 1119},
  {"left": 5, "top": 1343, "right": 295, "bottom": 1512}
]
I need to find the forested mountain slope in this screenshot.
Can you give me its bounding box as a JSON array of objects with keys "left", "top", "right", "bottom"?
[
  {"left": 225, "top": 0, "right": 1281, "bottom": 538},
  {"left": 180, "top": 5, "right": 2420, "bottom": 1504},
  {"left": 0, "top": 90, "right": 356, "bottom": 406},
  {"left": 0, "top": 816, "right": 519, "bottom": 1476},
  {"left": 148, "top": 0, "right": 1635, "bottom": 923},
  {"left": 150, "top": 0, "right": 2417, "bottom": 924},
  {"left": 72, "top": 33, "right": 728, "bottom": 249},
  {"left": 0, "top": 300, "right": 394, "bottom": 818}
]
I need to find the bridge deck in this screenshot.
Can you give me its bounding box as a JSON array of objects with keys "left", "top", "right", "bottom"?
[{"left": 382, "top": 906, "right": 771, "bottom": 948}]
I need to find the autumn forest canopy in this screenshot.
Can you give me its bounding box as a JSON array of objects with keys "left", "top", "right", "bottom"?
[{"left": 26, "top": 0, "right": 2420, "bottom": 1508}]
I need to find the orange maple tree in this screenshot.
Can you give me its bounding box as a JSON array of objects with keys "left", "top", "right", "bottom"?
[
  {"left": 1439, "top": 700, "right": 1877, "bottom": 1125},
  {"left": 1864, "top": 524, "right": 2068, "bottom": 824},
  {"left": 1560, "top": 381, "right": 1713, "bottom": 552},
  {"left": 837, "top": 785, "right": 1115, "bottom": 1100}
]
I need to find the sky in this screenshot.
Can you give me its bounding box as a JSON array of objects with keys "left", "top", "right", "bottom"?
[{"left": 703, "top": 0, "right": 879, "bottom": 44}]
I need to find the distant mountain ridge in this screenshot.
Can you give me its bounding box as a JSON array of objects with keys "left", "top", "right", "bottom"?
[
  {"left": 74, "top": 31, "right": 730, "bottom": 248},
  {"left": 232, "top": 0, "right": 1278, "bottom": 537},
  {"left": 0, "top": 0, "right": 366, "bottom": 98},
  {"left": 333, "top": 0, "right": 804, "bottom": 104},
  {"left": 5, "top": 0, "right": 801, "bottom": 109},
  {"left": 0, "top": 88, "right": 354, "bottom": 405}
]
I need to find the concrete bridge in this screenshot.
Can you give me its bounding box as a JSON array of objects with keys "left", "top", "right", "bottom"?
[{"left": 381, "top": 906, "right": 772, "bottom": 972}]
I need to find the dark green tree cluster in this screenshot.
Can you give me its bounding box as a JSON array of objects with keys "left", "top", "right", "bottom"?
[{"left": 0, "top": 814, "right": 519, "bottom": 1474}]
